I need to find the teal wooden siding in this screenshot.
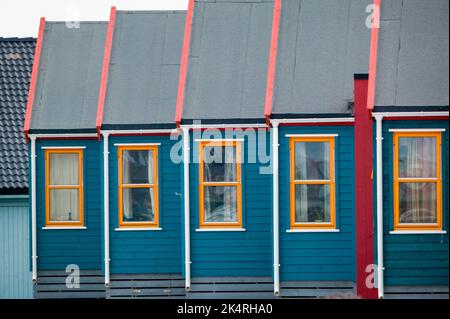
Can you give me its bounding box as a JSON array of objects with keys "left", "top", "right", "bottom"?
[
  {"left": 377, "top": 120, "right": 449, "bottom": 286},
  {"left": 35, "top": 140, "right": 102, "bottom": 270},
  {"left": 108, "top": 136, "right": 182, "bottom": 274},
  {"left": 0, "top": 196, "right": 33, "bottom": 298},
  {"left": 278, "top": 125, "right": 356, "bottom": 281},
  {"left": 188, "top": 131, "right": 273, "bottom": 277}
]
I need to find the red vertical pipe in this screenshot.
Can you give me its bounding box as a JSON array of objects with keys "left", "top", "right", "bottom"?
[
  {"left": 95, "top": 6, "right": 117, "bottom": 136},
  {"left": 174, "top": 0, "right": 195, "bottom": 127},
  {"left": 264, "top": 0, "right": 282, "bottom": 124},
  {"left": 24, "top": 17, "right": 46, "bottom": 139},
  {"left": 367, "top": 0, "right": 380, "bottom": 110},
  {"left": 354, "top": 74, "right": 378, "bottom": 299}
]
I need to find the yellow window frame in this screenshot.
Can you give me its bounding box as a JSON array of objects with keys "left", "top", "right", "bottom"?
[
  {"left": 118, "top": 145, "right": 159, "bottom": 228},
  {"left": 393, "top": 132, "right": 442, "bottom": 230},
  {"left": 45, "top": 149, "right": 84, "bottom": 227},
  {"left": 199, "top": 141, "right": 243, "bottom": 228},
  {"left": 289, "top": 137, "right": 336, "bottom": 229}
]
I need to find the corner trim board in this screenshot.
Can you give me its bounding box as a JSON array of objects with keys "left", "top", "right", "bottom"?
[
  {"left": 95, "top": 6, "right": 117, "bottom": 135},
  {"left": 264, "top": 0, "right": 282, "bottom": 120},
  {"left": 24, "top": 17, "right": 45, "bottom": 138},
  {"left": 174, "top": 0, "right": 195, "bottom": 125}
]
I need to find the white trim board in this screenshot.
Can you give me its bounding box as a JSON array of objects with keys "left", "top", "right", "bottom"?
[
  {"left": 389, "top": 129, "right": 446, "bottom": 132},
  {"left": 113, "top": 143, "right": 161, "bottom": 146},
  {"left": 41, "top": 146, "right": 86, "bottom": 149},
  {"left": 285, "top": 134, "right": 338, "bottom": 138}
]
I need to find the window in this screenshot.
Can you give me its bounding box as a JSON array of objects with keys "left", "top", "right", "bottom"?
[
  {"left": 45, "top": 149, "right": 84, "bottom": 227},
  {"left": 289, "top": 137, "right": 336, "bottom": 229},
  {"left": 118, "top": 145, "right": 159, "bottom": 228},
  {"left": 199, "top": 141, "right": 242, "bottom": 228},
  {"left": 393, "top": 132, "right": 442, "bottom": 230}
]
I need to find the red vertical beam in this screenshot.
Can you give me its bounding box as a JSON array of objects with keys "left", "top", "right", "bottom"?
[
  {"left": 96, "top": 6, "right": 117, "bottom": 136},
  {"left": 354, "top": 74, "right": 378, "bottom": 299},
  {"left": 24, "top": 17, "right": 46, "bottom": 139},
  {"left": 367, "top": 0, "right": 380, "bottom": 110},
  {"left": 264, "top": 0, "right": 282, "bottom": 124},
  {"left": 174, "top": 0, "right": 195, "bottom": 127}
]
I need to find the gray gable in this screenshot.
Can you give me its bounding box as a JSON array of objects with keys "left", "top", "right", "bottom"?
[
  {"left": 30, "top": 22, "right": 107, "bottom": 132},
  {"left": 375, "top": 0, "right": 449, "bottom": 108},
  {"left": 272, "top": 0, "right": 372, "bottom": 116},
  {"left": 0, "top": 38, "right": 35, "bottom": 192},
  {"left": 182, "top": 0, "right": 273, "bottom": 121},
  {"left": 102, "top": 11, "right": 186, "bottom": 129}
]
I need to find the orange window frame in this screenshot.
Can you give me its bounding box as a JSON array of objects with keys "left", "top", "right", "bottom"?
[
  {"left": 45, "top": 149, "right": 84, "bottom": 227},
  {"left": 393, "top": 132, "right": 442, "bottom": 230},
  {"left": 118, "top": 145, "right": 159, "bottom": 228},
  {"left": 199, "top": 141, "right": 242, "bottom": 228},
  {"left": 289, "top": 137, "right": 336, "bottom": 229}
]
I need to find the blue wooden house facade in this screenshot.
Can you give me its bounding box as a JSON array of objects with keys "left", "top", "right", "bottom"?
[
  {"left": 23, "top": 0, "right": 448, "bottom": 299},
  {"left": 0, "top": 37, "right": 35, "bottom": 299}
]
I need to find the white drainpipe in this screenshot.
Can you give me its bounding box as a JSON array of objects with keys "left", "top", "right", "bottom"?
[
  {"left": 271, "top": 120, "right": 280, "bottom": 296},
  {"left": 374, "top": 114, "right": 384, "bottom": 299},
  {"left": 182, "top": 126, "right": 191, "bottom": 290},
  {"left": 102, "top": 132, "right": 111, "bottom": 287},
  {"left": 30, "top": 135, "right": 37, "bottom": 283}
]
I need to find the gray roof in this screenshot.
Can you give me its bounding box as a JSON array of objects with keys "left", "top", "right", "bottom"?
[
  {"left": 181, "top": 0, "right": 274, "bottom": 122},
  {"left": 272, "top": 0, "right": 372, "bottom": 116},
  {"left": 102, "top": 11, "right": 186, "bottom": 129},
  {"left": 29, "top": 22, "right": 107, "bottom": 132},
  {"left": 0, "top": 38, "right": 35, "bottom": 192},
  {"left": 375, "top": 0, "right": 449, "bottom": 109}
]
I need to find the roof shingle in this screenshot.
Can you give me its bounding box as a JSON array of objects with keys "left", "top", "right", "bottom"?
[{"left": 0, "top": 37, "right": 35, "bottom": 192}]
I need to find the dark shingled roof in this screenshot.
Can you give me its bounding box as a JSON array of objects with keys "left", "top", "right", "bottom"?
[
  {"left": 0, "top": 37, "right": 35, "bottom": 192},
  {"left": 29, "top": 22, "right": 107, "bottom": 132},
  {"left": 102, "top": 11, "right": 186, "bottom": 129},
  {"left": 374, "top": 0, "right": 449, "bottom": 109},
  {"left": 181, "top": 0, "right": 274, "bottom": 122}
]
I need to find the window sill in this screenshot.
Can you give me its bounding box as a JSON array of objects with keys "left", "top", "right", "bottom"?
[
  {"left": 115, "top": 227, "right": 162, "bottom": 231},
  {"left": 286, "top": 229, "right": 340, "bottom": 233},
  {"left": 42, "top": 226, "right": 87, "bottom": 230},
  {"left": 195, "top": 228, "right": 246, "bottom": 232},
  {"left": 389, "top": 230, "right": 447, "bottom": 235}
]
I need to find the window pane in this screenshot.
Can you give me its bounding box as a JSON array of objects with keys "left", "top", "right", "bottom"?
[
  {"left": 398, "top": 137, "right": 436, "bottom": 178},
  {"left": 122, "top": 188, "right": 155, "bottom": 222},
  {"left": 399, "top": 183, "right": 437, "bottom": 224},
  {"left": 49, "top": 189, "right": 79, "bottom": 221},
  {"left": 294, "top": 184, "right": 330, "bottom": 223},
  {"left": 204, "top": 186, "right": 237, "bottom": 222},
  {"left": 49, "top": 153, "right": 79, "bottom": 185},
  {"left": 122, "top": 150, "right": 154, "bottom": 184},
  {"left": 203, "top": 146, "right": 237, "bottom": 182},
  {"left": 294, "top": 142, "right": 330, "bottom": 180}
]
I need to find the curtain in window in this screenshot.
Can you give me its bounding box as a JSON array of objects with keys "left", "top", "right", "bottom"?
[
  {"left": 399, "top": 137, "right": 437, "bottom": 223},
  {"left": 122, "top": 150, "right": 155, "bottom": 222},
  {"left": 203, "top": 146, "right": 237, "bottom": 223},
  {"left": 49, "top": 153, "right": 79, "bottom": 221},
  {"left": 294, "top": 142, "right": 331, "bottom": 223}
]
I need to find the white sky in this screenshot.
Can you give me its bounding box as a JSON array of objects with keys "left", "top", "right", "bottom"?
[{"left": 0, "top": 0, "right": 188, "bottom": 38}]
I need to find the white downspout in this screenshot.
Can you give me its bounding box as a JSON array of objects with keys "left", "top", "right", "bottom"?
[
  {"left": 102, "top": 132, "right": 111, "bottom": 287},
  {"left": 271, "top": 121, "right": 280, "bottom": 296},
  {"left": 182, "top": 127, "right": 191, "bottom": 290},
  {"left": 30, "top": 135, "right": 37, "bottom": 283},
  {"left": 374, "top": 114, "right": 384, "bottom": 299}
]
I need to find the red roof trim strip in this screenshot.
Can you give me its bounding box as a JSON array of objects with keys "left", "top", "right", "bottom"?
[
  {"left": 24, "top": 17, "right": 45, "bottom": 139},
  {"left": 95, "top": 6, "right": 117, "bottom": 136},
  {"left": 174, "top": 0, "right": 195, "bottom": 127},
  {"left": 367, "top": 0, "right": 380, "bottom": 110},
  {"left": 264, "top": 0, "right": 282, "bottom": 123}
]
